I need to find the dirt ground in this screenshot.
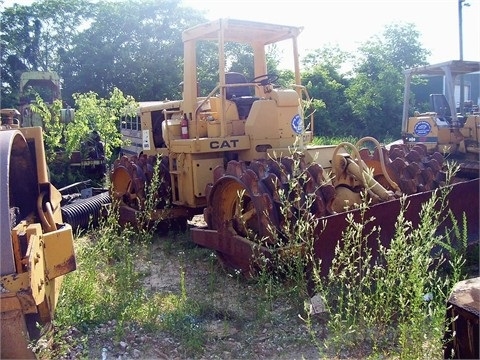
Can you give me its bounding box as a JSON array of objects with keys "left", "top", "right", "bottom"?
[
  {"left": 48, "top": 218, "right": 478, "bottom": 359},
  {"left": 83, "top": 226, "right": 327, "bottom": 360}
]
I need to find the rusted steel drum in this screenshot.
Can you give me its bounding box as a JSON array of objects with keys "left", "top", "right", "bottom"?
[{"left": 444, "top": 277, "right": 479, "bottom": 359}]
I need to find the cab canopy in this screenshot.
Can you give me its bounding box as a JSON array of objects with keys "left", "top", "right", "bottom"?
[{"left": 181, "top": 18, "right": 303, "bottom": 115}]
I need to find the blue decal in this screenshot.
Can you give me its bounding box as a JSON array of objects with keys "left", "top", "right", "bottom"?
[
  {"left": 413, "top": 121, "right": 431, "bottom": 136},
  {"left": 291, "top": 114, "right": 303, "bottom": 134}
]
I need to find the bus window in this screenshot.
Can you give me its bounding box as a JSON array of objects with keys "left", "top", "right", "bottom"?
[{"left": 134, "top": 115, "right": 141, "bottom": 131}]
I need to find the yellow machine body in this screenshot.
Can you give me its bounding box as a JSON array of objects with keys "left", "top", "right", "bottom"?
[
  {"left": 401, "top": 61, "right": 480, "bottom": 163},
  {"left": 115, "top": 19, "right": 322, "bottom": 212},
  {"left": 111, "top": 20, "right": 478, "bottom": 281},
  {"left": 0, "top": 126, "right": 76, "bottom": 359}
]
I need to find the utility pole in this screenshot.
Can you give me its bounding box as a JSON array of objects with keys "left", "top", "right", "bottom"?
[{"left": 458, "top": 0, "right": 469, "bottom": 114}]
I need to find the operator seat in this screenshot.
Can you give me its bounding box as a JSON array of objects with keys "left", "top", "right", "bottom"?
[
  {"left": 430, "top": 94, "right": 466, "bottom": 125},
  {"left": 225, "top": 72, "right": 258, "bottom": 119}
]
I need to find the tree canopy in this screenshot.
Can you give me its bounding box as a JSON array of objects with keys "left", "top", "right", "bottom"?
[
  {"left": 1, "top": 0, "right": 432, "bottom": 141},
  {"left": 301, "top": 23, "right": 429, "bottom": 140},
  {"left": 1, "top": 0, "right": 93, "bottom": 104},
  {"left": 59, "top": 0, "right": 206, "bottom": 101},
  {"left": 345, "top": 23, "right": 430, "bottom": 138}
]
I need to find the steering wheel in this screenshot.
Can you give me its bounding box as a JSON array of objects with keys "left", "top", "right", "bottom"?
[{"left": 250, "top": 73, "right": 279, "bottom": 86}]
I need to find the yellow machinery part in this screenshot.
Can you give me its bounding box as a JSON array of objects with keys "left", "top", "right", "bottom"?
[
  {"left": 1, "top": 293, "right": 36, "bottom": 359},
  {"left": 1, "top": 128, "right": 76, "bottom": 359}
]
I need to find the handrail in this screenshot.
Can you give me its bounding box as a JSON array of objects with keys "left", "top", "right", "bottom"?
[
  {"left": 162, "top": 108, "right": 182, "bottom": 118},
  {"left": 195, "top": 83, "right": 260, "bottom": 138},
  {"left": 194, "top": 85, "right": 220, "bottom": 140}
]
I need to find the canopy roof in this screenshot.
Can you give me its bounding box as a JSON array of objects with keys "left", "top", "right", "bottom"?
[
  {"left": 404, "top": 60, "right": 480, "bottom": 77},
  {"left": 182, "top": 18, "right": 303, "bottom": 45}
]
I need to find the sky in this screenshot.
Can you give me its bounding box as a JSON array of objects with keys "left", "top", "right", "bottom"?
[
  {"left": 2, "top": 0, "right": 479, "bottom": 67},
  {"left": 183, "top": 0, "right": 480, "bottom": 67}
]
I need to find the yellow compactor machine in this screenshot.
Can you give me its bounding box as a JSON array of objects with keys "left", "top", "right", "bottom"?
[
  {"left": 1, "top": 109, "right": 76, "bottom": 358},
  {"left": 401, "top": 60, "right": 480, "bottom": 178},
  {"left": 110, "top": 19, "right": 479, "bottom": 275}
]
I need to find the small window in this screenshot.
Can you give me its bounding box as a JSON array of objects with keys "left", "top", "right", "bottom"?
[
  {"left": 134, "top": 115, "right": 141, "bottom": 131},
  {"left": 132, "top": 115, "right": 137, "bottom": 130}
]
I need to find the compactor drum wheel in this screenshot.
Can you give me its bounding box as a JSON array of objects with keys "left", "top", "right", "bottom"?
[
  {"left": 110, "top": 153, "right": 172, "bottom": 225},
  {"left": 201, "top": 143, "right": 452, "bottom": 275},
  {"left": 204, "top": 161, "right": 278, "bottom": 271},
  {"left": 385, "top": 143, "right": 445, "bottom": 194},
  {"left": 203, "top": 157, "right": 336, "bottom": 273},
  {"left": 0, "top": 131, "right": 38, "bottom": 275},
  {"left": 0, "top": 130, "right": 40, "bottom": 359}
]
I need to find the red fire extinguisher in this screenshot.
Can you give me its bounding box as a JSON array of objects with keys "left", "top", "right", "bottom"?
[{"left": 181, "top": 114, "right": 189, "bottom": 139}]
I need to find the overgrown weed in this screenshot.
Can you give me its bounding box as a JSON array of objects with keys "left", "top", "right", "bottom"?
[
  {"left": 37, "top": 151, "right": 472, "bottom": 359},
  {"left": 251, "top": 154, "right": 317, "bottom": 315},
  {"left": 40, "top": 154, "right": 207, "bottom": 358},
  {"left": 313, "top": 166, "right": 469, "bottom": 358},
  {"left": 248, "top": 157, "right": 470, "bottom": 359}
]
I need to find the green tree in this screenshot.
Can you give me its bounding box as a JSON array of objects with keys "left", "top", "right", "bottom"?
[
  {"left": 60, "top": 0, "right": 205, "bottom": 102},
  {"left": 0, "top": 0, "right": 94, "bottom": 107},
  {"left": 30, "top": 94, "right": 64, "bottom": 163},
  {"left": 345, "top": 22, "right": 430, "bottom": 139},
  {"left": 26, "top": 87, "right": 136, "bottom": 186},
  {"left": 66, "top": 88, "right": 137, "bottom": 160},
  {"left": 301, "top": 46, "right": 352, "bottom": 137}
]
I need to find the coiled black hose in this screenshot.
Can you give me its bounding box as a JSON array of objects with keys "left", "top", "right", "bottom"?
[{"left": 61, "top": 191, "right": 111, "bottom": 230}]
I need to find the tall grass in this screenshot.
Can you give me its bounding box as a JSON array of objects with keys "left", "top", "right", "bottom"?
[
  {"left": 43, "top": 155, "right": 204, "bottom": 358},
  {"left": 318, "top": 175, "right": 468, "bottom": 358},
  {"left": 258, "top": 156, "right": 317, "bottom": 287},
  {"left": 40, "top": 151, "right": 470, "bottom": 359},
  {"left": 311, "top": 135, "right": 397, "bottom": 147},
  {"left": 249, "top": 157, "right": 469, "bottom": 358}
]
